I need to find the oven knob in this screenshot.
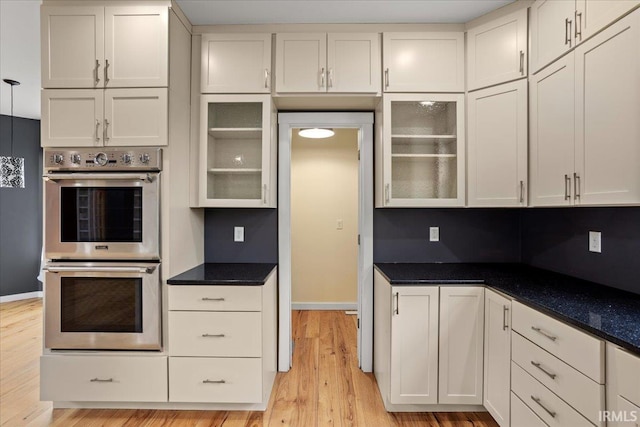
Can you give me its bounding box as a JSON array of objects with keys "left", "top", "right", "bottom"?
[
  {"left": 122, "top": 154, "right": 132, "bottom": 164},
  {"left": 71, "top": 154, "right": 81, "bottom": 164},
  {"left": 53, "top": 154, "right": 64, "bottom": 164},
  {"left": 94, "top": 152, "right": 109, "bottom": 166},
  {"left": 140, "top": 153, "right": 151, "bottom": 164}
]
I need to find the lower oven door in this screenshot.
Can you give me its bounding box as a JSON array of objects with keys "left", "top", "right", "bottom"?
[
  {"left": 44, "top": 263, "right": 161, "bottom": 350},
  {"left": 44, "top": 173, "right": 160, "bottom": 260}
]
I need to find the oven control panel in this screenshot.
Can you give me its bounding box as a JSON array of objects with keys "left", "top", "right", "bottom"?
[{"left": 44, "top": 148, "right": 162, "bottom": 171}]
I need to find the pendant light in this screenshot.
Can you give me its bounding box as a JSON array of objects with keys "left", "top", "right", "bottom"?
[{"left": 1, "top": 79, "right": 25, "bottom": 188}]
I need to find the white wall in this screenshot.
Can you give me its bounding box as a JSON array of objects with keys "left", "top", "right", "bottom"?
[
  {"left": 291, "top": 128, "right": 359, "bottom": 304},
  {"left": 1, "top": 0, "right": 41, "bottom": 120}
]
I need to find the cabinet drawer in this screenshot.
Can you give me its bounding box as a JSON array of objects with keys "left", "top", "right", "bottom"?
[
  {"left": 168, "top": 285, "right": 261, "bottom": 311},
  {"left": 511, "top": 392, "right": 549, "bottom": 427},
  {"left": 169, "top": 357, "right": 262, "bottom": 403},
  {"left": 609, "top": 345, "right": 640, "bottom": 406},
  {"left": 512, "top": 301, "right": 604, "bottom": 382},
  {"left": 512, "top": 332, "right": 605, "bottom": 425},
  {"left": 40, "top": 355, "right": 167, "bottom": 402},
  {"left": 613, "top": 395, "right": 640, "bottom": 427},
  {"left": 169, "top": 311, "right": 261, "bottom": 357},
  {"left": 512, "top": 362, "right": 593, "bottom": 427}
]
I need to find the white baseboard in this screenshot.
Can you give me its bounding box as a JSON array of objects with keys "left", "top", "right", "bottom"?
[
  {"left": 0, "top": 291, "right": 43, "bottom": 303},
  {"left": 292, "top": 302, "right": 357, "bottom": 311}
]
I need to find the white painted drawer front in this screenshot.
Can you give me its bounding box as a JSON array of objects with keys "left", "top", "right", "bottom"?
[
  {"left": 512, "top": 301, "right": 604, "bottom": 383},
  {"left": 168, "top": 285, "right": 261, "bottom": 311},
  {"left": 610, "top": 346, "right": 640, "bottom": 406},
  {"left": 613, "top": 395, "right": 640, "bottom": 427},
  {"left": 511, "top": 392, "right": 549, "bottom": 427},
  {"left": 40, "top": 355, "right": 167, "bottom": 402},
  {"left": 512, "top": 332, "right": 605, "bottom": 425},
  {"left": 169, "top": 311, "right": 261, "bottom": 357},
  {"left": 169, "top": 357, "right": 262, "bottom": 403},
  {"left": 512, "top": 362, "right": 593, "bottom": 427}
]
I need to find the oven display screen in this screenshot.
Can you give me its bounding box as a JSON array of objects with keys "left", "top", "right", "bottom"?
[
  {"left": 61, "top": 187, "right": 143, "bottom": 242},
  {"left": 61, "top": 277, "right": 143, "bottom": 333}
]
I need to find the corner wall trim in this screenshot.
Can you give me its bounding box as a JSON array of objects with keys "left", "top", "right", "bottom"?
[
  {"left": 292, "top": 302, "right": 358, "bottom": 311},
  {"left": 0, "top": 291, "right": 43, "bottom": 303}
]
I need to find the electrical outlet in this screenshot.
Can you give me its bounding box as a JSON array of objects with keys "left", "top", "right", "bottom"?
[
  {"left": 429, "top": 227, "right": 440, "bottom": 242},
  {"left": 337, "top": 219, "right": 343, "bottom": 230},
  {"left": 234, "top": 226, "right": 244, "bottom": 242},
  {"left": 589, "top": 231, "right": 601, "bottom": 253}
]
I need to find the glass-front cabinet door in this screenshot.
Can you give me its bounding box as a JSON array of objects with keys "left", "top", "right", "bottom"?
[
  {"left": 198, "top": 94, "right": 276, "bottom": 207},
  {"left": 379, "top": 93, "right": 465, "bottom": 207}
]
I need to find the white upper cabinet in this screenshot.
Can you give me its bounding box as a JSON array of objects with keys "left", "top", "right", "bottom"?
[
  {"left": 574, "top": 9, "right": 640, "bottom": 205},
  {"left": 468, "top": 79, "right": 528, "bottom": 207},
  {"left": 41, "top": 89, "right": 104, "bottom": 147},
  {"left": 530, "top": 0, "right": 577, "bottom": 73},
  {"left": 275, "top": 32, "right": 380, "bottom": 93},
  {"left": 438, "top": 287, "right": 484, "bottom": 405},
  {"left": 466, "top": 8, "right": 528, "bottom": 91},
  {"left": 382, "top": 32, "right": 464, "bottom": 92},
  {"left": 201, "top": 33, "right": 272, "bottom": 93},
  {"left": 576, "top": 0, "right": 640, "bottom": 40},
  {"left": 529, "top": 53, "right": 575, "bottom": 206},
  {"left": 104, "top": 88, "right": 168, "bottom": 146},
  {"left": 326, "top": 33, "right": 381, "bottom": 93},
  {"left": 41, "top": 5, "right": 168, "bottom": 88}
]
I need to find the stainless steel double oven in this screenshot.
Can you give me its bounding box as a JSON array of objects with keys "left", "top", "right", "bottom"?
[{"left": 43, "top": 147, "right": 162, "bottom": 350}]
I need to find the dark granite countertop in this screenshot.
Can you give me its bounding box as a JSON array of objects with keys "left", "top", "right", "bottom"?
[
  {"left": 375, "top": 263, "right": 640, "bottom": 356},
  {"left": 167, "top": 263, "right": 277, "bottom": 286}
]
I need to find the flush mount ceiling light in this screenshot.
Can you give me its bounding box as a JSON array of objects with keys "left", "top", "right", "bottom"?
[
  {"left": 1, "top": 78, "right": 25, "bottom": 189},
  {"left": 298, "top": 128, "right": 335, "bottom": 139}
]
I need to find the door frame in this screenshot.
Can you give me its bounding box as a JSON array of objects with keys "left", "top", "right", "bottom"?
[{"left": 278, "top": 112, "right": 374, "bottom": 372}]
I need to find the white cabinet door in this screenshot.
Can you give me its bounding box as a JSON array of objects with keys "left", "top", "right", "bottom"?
[
  {"left": 576, "top": 0, "right": 640, "bottom": 40},
  {"left": 41, "top": 89, "right": 103, "bottom": 147},
  {"left": 201, "top": 33, "right": 272, "bottom": 93},
  {"left": 530, "top": 0, "right": 577, "bottom": 73},
  {"left": 104, "top": 88, "right": 168, "bottom": 146},
  {"left": 575, "top": 9, "right": 640, "bottom": 205},
  {"left": 383, "top": 32, "right": 464, "bottom": 92},
  {"left": 104, "top": 6, "right": 168, "bottom": 88},
  {"left": 439, "top": 287, "right": 484, "bottom": 405},
  {"left": 327, "top": 33, "right": 380, "bottom": 93},
  {"left": 484, "top": 290, "right": 512, "bottom": 427},
  {"left": 467, "top": 8, "right": 528, "bottom": 91},
  {"left": 41, "top": 6, "right": 104, "bottom": 88},
  {"left": 468, "top": 79, "right": 528, "bottom": 207},
  {"left": 529, "top": 53, "right": 575, "bottom": 206},
  {"left": 275, "top": 33, "right": 326, "bottom": 92},
  {"left": 390, "top": 286, "right": 438, "bottom": 405}
]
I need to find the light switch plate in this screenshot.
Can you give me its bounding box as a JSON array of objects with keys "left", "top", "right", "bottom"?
[
  {"left": 234, "top": 226, "right": 244, "bottom": 242},
  {"left": 429, "top": 227, "right": 440, "bottom": 242},
  {"left": 589, "top": 231, "right": 601, "bottom": 253}
]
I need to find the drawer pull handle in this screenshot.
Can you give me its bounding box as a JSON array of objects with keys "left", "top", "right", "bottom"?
[
  {"left": 531, "top": 361, "right": 557, "bottom": 379},
  {"left": 531, "top": 326, "right": 557, "bottom": 341},
  {"left": 202, "top": 333, "right": 225, "bottom": 338},
  {"left": 531, "top": 395, "right": 557, "bottom": 418},
  {"left": 203, "top": 379, "right": 226, "bottom": 384},
  {"left": 90, "top": 378, "right": 113, "bottom": 383},
  {"left": 503, "top": 306, "right": 509, "bottom": 331},
  {"left": 201, "top": 297, "right": 225, "bottom": 301}
]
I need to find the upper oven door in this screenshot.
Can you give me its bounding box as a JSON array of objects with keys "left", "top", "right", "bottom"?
[{"left": 44, "top": 173, "right": 160, "bottom": 260}]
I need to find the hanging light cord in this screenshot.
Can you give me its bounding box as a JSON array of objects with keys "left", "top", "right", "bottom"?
[{"left": 10, "top": 82, "right": 14, "bottom": 156}]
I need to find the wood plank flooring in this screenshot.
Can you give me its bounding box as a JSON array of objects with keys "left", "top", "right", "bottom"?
[{"left": 0, "top": 299, "right": 498, "bottom": 427}]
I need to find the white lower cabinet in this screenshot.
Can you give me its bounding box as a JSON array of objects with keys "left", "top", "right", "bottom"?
[
  {"left": 439, "top": 286, "right": 484, "bottom": 405},
  {"left": 167, "top": 269, "right": 277, "bottom": 408},
  {"left": 483, "top": 289, "right": 512, "bottom": 427},
  {"left": 40, "top": 355, "right": 168, "bottom": 402}
]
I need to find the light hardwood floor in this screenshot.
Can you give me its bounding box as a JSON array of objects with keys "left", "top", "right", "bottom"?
[{"left": 0, "top": 298, "right": 498, "bottom": 427}]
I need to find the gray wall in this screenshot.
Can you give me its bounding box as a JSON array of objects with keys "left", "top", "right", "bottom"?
[
  {"left": 0, "top": 115, "right": 42, "bottom": 297},
  {"left": 204, "top": 208, "right": 278, "bottom": 263},
  {"left": 374, "top": 208, "right": 521, "bottom": 263},
  {"left": 521, "top": 207, "right": 640, "bottom": 295}
]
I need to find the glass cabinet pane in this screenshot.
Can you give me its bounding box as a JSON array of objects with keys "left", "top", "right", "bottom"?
[
  {"left": 390, "top": 100, "right": 459, "bottom": 200},
  {"left": 206, "top": 101, "right": 263, "bottom": 200}
]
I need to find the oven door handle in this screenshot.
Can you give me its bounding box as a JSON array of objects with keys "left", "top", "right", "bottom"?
[
  {"left": 44, "top": 173, "right": 156, "bottom": 182},
  {"left": 44, "top": 266, "right": 157, "bottom": 274}
]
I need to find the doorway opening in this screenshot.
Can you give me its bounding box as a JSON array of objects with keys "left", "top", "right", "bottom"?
[{"left": 278, "top": 112, "right": 374, "bottom": 373}]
